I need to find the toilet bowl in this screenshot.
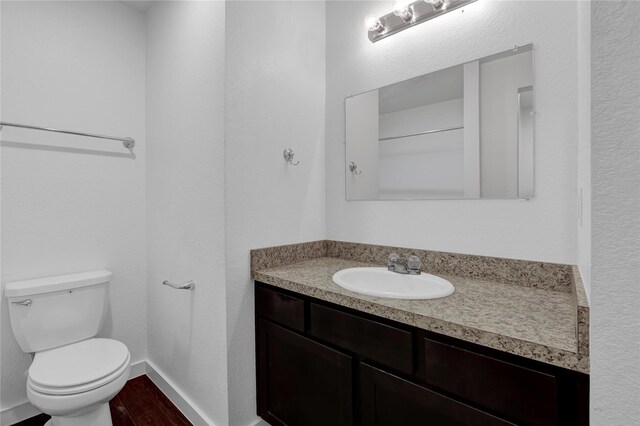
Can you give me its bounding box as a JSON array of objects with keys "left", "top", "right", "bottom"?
[
  {"left": 26, "top": 338, "right": 130, "bottom": 425},
  {"left": 5, "top": 270, "right": 131, "bottom": 426}
]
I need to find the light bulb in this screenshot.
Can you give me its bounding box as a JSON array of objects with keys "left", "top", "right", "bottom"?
[
  {"left": 368, "top": 19, "right": 386, "bottom": 33},
  {"left": 364, "top": 16, "right": 377, "bottom": 30},
  {"left": 393, "top": 5, "right": 414, "bottom": 22},
  {"left": 426, "top": 0, "right": 446, "bottom": 10}
]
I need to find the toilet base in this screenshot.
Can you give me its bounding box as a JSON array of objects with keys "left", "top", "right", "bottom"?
[{"left": 44, "top": 403, "right": 112, "bottom": 426}]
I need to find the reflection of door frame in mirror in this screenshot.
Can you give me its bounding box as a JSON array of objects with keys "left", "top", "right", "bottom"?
[{"left": 517, "top": 85, "right": 535, "bottom": 200}]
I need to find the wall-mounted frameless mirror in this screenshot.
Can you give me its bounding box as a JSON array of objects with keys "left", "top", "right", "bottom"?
[{"left": 345, "top": 44, "right": 534, "bottom": 200}]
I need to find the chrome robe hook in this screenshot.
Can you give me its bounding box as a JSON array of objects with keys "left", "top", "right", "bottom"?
[
  {"left": 283, "top": 148, "right": 300, "bottom": 166},
  {"left": 348, "top": 161, "right": 362, "bottom": 175}
]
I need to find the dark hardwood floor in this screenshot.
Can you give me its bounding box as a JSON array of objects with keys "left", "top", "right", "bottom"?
[{"left": 12, "top": 375, "right": 192, "bottom": 426}]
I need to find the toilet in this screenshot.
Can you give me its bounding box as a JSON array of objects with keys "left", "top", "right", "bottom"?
[{"left": 5, "top": 270, "right": 130, "bottom": 426}]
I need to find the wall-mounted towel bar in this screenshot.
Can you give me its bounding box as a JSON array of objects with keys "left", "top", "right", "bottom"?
[
  {"left": 0, "top": 121, "right": 135, "bottom": 149},
  {"left": 379, "top": 125, "right": 464, "bottom": 142},
  {"left": 162, "top": 280, "right": 195, "bottom": 290}
]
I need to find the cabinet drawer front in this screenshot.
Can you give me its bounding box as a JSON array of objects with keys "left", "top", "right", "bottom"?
[
  {"left": 361, "top": 363, "right": 514, "bottom": 426},
  {"left": 423, "top": 337, "right": 557, "bottom": 426},
  {"left": 256, "top": 286, "right": 305, "bottom": 332},
  {"left": 309, "top": 303, "right": 413, "bottom": 375},
  {"left": 258, "top": 320, "right": 353, "bottom": 426}
]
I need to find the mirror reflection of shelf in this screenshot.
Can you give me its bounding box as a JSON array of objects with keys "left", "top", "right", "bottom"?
[{"left": 379, "top": 125, "right": 464, "bottom": 141}]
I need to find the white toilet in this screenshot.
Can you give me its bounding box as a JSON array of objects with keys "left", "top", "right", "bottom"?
[{"left": 6, "top": 270, "right": 130, "bottom": 426}]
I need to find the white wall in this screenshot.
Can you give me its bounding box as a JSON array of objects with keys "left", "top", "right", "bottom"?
[
  {"left": 326, "top": 0, "right": 579, "bottom": 263},
  {"left": 590, "top": 1, "right": 640, "bottom": 423},
  {"left": 146, "top": 2, "right": 228, "bottom": 425},
  {"left": 224, "top": 2, "right": 326, "bottom": 424},
  {"left": 577, "top": 0, "right": 591, "bottom": 297},
  {"left": 0, "top": 0, "right": 146, "bottom": 412}
]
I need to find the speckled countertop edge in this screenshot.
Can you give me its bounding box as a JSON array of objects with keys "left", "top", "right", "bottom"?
[
  {"left": 572, "top": 265, "right": 590, "bottom": 356},
  {"left": 253, "top": 255, "right": 590, "bottom": 374}
]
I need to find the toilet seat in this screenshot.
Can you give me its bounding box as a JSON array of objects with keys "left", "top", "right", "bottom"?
[{"left": 28, "top": 338, "right": 130, "bottom": 396}]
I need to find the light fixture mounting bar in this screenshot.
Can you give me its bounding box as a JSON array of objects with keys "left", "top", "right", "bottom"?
[{"left": 368, "top": 0, "right": 477, "bottom": 43}]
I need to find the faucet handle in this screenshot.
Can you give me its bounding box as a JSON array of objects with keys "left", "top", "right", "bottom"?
[
  {"left": 407, "top": 255, "right": 422, "bottom": 273},
  {"left": 388, "top": 253, "right": 399, "bottom": 267}
]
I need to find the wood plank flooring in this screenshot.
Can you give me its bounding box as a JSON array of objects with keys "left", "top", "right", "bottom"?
[{"left": 12, "top": 375, "right": 192, "bottom": 426}]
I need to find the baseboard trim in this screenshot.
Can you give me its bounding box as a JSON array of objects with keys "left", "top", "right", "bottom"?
[
  {"left": 128, "top": 360, "right": 147, "bottom": 379},
  {"left": 0, "top": 401, "right": 40, "bottom": 426},
  {"left": 145, "top": 360, "right": 213, "bottom": 426},
  {"left": 0, "top": 360, "right": 209, "bottom": 426}
]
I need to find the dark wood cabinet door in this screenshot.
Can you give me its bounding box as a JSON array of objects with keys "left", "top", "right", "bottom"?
[
  {"left": 257, "top": 319, "right": 353, "bottom": 426},
  {"left": 422, "top": 337, "right": 557, "bottom": 426},
  {"left": 360, "top": 363, "right": 515, "bottom": 426}
]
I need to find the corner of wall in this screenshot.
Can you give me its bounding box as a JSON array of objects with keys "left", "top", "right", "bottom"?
[{"left": 577, "top": 0, "right": 591, "bottom": 301}]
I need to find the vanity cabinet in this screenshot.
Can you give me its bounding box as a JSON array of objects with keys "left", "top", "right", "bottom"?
[{"left": 255, "top": 282, "right": 588, "bottom": 426}]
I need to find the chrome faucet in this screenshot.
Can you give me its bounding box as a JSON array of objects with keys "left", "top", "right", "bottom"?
[{"left": 388, "top": 253, "right": 422, "bottom": 275}]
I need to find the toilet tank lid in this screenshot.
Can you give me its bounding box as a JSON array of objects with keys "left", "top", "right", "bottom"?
[{"left": 5, "top": 270, "right": 112, "bottom": 298}]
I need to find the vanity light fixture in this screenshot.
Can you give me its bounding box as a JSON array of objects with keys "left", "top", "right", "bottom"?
[{"left": 368, "top": 0, "right": 477, "bottom": 43}]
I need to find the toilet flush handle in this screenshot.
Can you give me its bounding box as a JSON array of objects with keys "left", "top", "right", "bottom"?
[{"left": 11, "top": 299, "right": 32, "bottom": 306}]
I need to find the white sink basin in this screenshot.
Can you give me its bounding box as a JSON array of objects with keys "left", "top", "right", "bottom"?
[{"left": 332, "top": 267, "right": 454, "bottom": 300}]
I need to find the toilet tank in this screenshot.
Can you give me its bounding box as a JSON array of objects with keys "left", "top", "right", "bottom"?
[{"left": 5, "top": 270, "right": 112, "bottom": 353}]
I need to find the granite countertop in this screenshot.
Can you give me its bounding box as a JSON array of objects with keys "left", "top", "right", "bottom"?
[{"left": 253, "top": 256, "right": 589, "bottom": 374}]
